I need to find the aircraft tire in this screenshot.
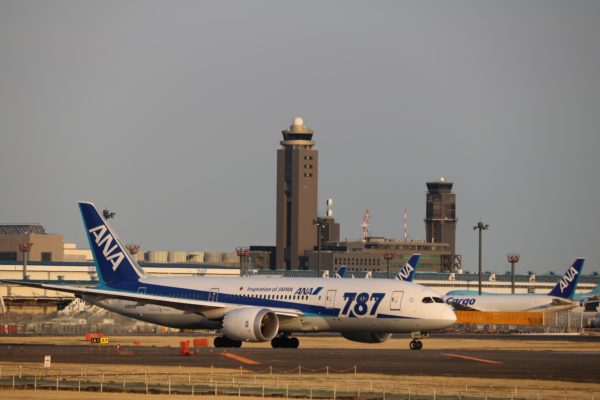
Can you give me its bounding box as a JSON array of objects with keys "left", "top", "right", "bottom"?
[
  {"left": 290, "top": 337, "right": 299, "bottom": 349},
  {"left": 214, "top": 337, "right": 223, "bottom": 348},
  {"left": 409, "top": 340, "right": 420, "bottom": 350},
  {"left": 221, "top": 337, "right": 241, "bottom": 348},
  {"left": 416, "top": 340, "right": 423, "bottom": 350},
  {"left": 272, "top": 335, "right": 299, "bottom": 348}
]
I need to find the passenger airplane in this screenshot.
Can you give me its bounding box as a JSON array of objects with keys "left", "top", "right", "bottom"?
[
  {"left": 3, "top": 202, "right": 456, "bottom": 350},
  {"left": 443, "top": 258, "right": 585, "bottom": 312}
]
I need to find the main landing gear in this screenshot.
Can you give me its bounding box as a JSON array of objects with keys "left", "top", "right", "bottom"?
[
  {"left": 271, "top": 334, "right": 299, "bottom": 349},
  {"left": 214, "top": 336, "right": 242, "bottom": 348},
  {"left": 409, "top": 331, "right": 427, "bottom": 350}
]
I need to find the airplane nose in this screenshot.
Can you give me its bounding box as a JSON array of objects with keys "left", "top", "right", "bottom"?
[{"left": 440, "top": 306, "right": 457, "bottom": 326}]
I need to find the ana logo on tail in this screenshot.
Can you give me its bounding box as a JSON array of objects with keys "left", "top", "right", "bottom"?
[
  {"left": 395, "top": 254, "right": 420, "bottom": 282},
  {"left": 558, "top": 265, "right": 579, "bottom": 293},
  {"left": 88, "top": 225, "right": 125, "bottom": 271},
  {"left": 548, "top": 258, "right": 585, "bottom": 299},
  {"left": 397, "top": 264, "right": 414, "bottom": 281}
]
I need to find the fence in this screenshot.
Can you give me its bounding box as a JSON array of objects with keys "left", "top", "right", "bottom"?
[
  {"left": 543, "top": 310, "right": 585, "bottom": 332},
  {"left": 455, "top": 309, "right": 590, "bottom": 333},
  {"left": 1, "top": 364, "right": 598, "bottom": 399}
]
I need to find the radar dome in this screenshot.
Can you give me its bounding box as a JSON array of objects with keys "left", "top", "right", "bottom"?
[{"left": 293, "top": 117, "right": 304, "bottom": 126}]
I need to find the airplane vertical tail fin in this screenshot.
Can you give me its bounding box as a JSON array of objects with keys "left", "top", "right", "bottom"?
[
  {"left": 335, "top": 266, "right": 348, "bottom": 278},
  {"left": 548, "top": 258, "right": 585, "bottom": 299},
  {"left": 78, "top": 202, "right": 146, "bottom": 286},
  {"left": 395, "top": 253, "right": 421, "bottom": 282}
]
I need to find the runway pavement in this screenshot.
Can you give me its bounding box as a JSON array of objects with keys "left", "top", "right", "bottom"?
[{"left": 2, "top": 343, "right": 599, "bottom": 383}]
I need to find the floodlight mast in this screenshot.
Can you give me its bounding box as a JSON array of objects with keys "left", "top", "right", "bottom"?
[
  {"left": 507, "top": 253, "right": 521, "bottom": 294},
  {"left": 313, "top": 217, "right": 327, "bottom": 276},
  {"left": 102, "top": 209, "right": 116, "bottom": 219},
  {"left": 473, "top": 221, "right": 489, "bottom": 295},
  {"left": 18, "top": 240, "right": 33, "bottom": 280}
]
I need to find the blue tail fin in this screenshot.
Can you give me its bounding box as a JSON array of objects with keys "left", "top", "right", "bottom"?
[
  {"left": 548, "top": 258, "right": 585, "bottom": 299},
  {"left": 78, "top": 202, "right": 145, "bottom": 285},
  {"left": 335, "top": 266, "right": 348, "bottom": 278},
  {"left": 395, "top": 253, "right": 420, "bottom": 282}
]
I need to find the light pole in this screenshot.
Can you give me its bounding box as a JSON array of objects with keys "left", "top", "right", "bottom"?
[
  {"left": 125, "top": 245, "right": 140, "bottom": 260},
  {"left": 313, "top": 218, "right": 327, "bottom": 276},
  {"left": 102, "top": 209, "right": 116, "bottom": 219},
  {"left": 507, "top": 253, "right": 520, "bottom": 294},
  {"left": 18, "top": 241, "right": 33, "bottom": 280},
  {"left": 473, "top": 221, "right": 489, "bottom": 295}
]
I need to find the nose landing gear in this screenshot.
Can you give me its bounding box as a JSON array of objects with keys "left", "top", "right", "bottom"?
[
  {"left": 409, "top": 339, "right": 423, "bottom": 350},
  {"left": 409, "top": 331, "right": 427, "bottom": 350}
]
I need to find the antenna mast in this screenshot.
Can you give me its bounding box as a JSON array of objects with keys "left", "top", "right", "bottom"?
[
  {"left": 403, "top": 208, "right": 408, "bottom": 242},
  {"left": 361, "top": 209, "right": 370, "bottom": 242}
]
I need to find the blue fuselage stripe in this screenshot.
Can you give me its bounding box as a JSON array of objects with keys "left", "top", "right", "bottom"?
[{"left": 101, "top": 281, "right": 415, "bottom": 320}]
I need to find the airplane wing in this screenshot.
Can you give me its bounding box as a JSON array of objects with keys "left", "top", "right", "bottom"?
[{"left": 0, "top": 280, "right": 303, "bottom": 319}]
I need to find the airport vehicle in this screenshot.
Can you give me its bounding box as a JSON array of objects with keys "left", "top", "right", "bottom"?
[
  {"left": 443, "top": 258, "right": 585, "bottom": 312},
  {"left": 3, "top": 202, "right": 456, "bottom": 350}
]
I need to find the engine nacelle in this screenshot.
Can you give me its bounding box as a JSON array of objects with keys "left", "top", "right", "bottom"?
[
  {"left": 342, "top": 332, "right": 392, "bottom": 344},
  {"left": 222, "top": 307, "right": 279, "bottom": 342}
]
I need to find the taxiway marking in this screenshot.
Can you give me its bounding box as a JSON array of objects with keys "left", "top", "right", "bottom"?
[
  {"left": 222, "top": 352, "right": 260, "bottom": 365},
  {"left": 443, "top": 353, "right": 503, "bottom": 365}
]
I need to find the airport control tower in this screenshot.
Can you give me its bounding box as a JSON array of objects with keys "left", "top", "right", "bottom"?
[
  {"left": 276, "top": 117, "right": 318, "bottom": 269},
  {"left": 424, "top": 177, "right": 457, "bottom": 271}
]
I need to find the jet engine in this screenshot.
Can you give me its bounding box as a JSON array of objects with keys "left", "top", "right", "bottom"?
[
  {"left": 222, "top": 307, "right": 279, "bottom": 342},
  {"left": 342, "top": 332, "right": 392, "bottom": 343}
]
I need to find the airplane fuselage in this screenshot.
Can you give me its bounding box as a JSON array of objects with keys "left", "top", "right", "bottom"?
[
  {"left": 86, "top": 275, "right": 455, "bottom": 333},
  {"left": 443, "top": 294, "right": 577, "bottom": 312}
]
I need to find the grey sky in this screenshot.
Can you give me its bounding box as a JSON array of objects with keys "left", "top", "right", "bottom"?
[{"left": 1, "top": 1, "right": 599, "bottom": 274}]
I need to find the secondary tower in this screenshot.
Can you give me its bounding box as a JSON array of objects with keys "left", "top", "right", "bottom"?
[{"left": 424, "top": 177, "right": 457, "bottom": 271}]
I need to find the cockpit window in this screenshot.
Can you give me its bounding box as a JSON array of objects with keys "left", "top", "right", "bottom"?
[
  {"left": 422, "top": 297, "right": 433, "bottom": 303},
  {"left": 433, "top": 297, "right": 444, "bottom": 303}
]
